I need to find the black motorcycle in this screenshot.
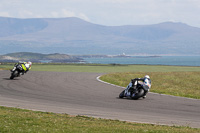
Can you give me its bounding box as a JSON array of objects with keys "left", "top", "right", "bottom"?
[
  {"left": 119, "top": 79, "right": 150, "bottom": 100},
  {"left": 10, "top": 63, "right": 24, "bottom": 79}
]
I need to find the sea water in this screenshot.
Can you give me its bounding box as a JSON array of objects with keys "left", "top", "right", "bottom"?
[{"left": 83, "top": 56, "right": 200, "bottom": 66}]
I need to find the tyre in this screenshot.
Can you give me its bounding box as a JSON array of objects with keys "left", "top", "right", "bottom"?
[
  {"left": 10, "top": 71, "right": 18, "bottom": 79},
  {"left": 119, "top": 90, "right": 125, "bottom": 98},
  {"left": 131, "top": 89, "right": 145, "bottom": 100}
]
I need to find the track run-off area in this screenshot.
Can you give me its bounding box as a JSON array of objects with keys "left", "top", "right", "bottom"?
[{"left": 0, "top": 70, "right": 200, "bottom": 128}]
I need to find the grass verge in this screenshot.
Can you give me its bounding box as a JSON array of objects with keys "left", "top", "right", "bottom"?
[
  {"left": 1, "top": 63, "right": 200, "bottom": 73},
  {"left": 0, "top": 106, "right": 199, "bottom": 133},
  {"left": 100, "top": 72, "right": 200, "bottom": 99}
]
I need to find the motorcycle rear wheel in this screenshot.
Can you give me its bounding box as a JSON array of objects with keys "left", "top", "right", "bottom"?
[{"left": 131, "top": 89, "right": 145, "bottom": 100}]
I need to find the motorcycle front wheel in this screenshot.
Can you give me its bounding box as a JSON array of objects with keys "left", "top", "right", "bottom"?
[
  {"left": 10, "top": 70, "right": 18, "bottom": 79},
  {"left": 119, "top": 90, "right": 125, "bottom": 98}
]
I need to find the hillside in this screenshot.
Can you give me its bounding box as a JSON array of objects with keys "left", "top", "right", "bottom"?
[
  {"left": 0, "top": 52, "right": 82, "bottom": 63},
  {"left": 0, "top": 17, "right": 200, "bottom": 55}
]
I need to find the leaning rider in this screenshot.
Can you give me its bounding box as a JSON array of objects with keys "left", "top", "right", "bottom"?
[
  {"left": 21, "top": 61, "right": 32, "bottom": 75},
  {"left": 12, "top": 61, "right": 32, "bottom": 75},
  {"left": 125, "top": 75, "right": 151, "bottom": 98}
]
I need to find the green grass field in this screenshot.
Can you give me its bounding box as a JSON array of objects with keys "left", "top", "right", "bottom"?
[
  {"left": 0, "top": 106, "right": 199, "bottom": 133},
  {"left": 1, "top": 63, "right": 200, "bottom": 73},
  {"left": 0, "top": 63, "right": 200, "bottom": 132},
  {"left": 100, "top": 71, "right": 200, "bottom": 99}
]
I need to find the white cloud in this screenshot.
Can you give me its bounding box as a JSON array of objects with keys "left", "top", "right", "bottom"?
[
  {"left": 0, "top": 12, "right": 11, "bottom": 17},
  {"left": 50, "top": 9, "right": 90, "bottom": 21},
  {"left": 19, "top": 10, "right": 34, "bottom": 18},
  {"left": 96, "top": 0, "right": 132, "bottom": 3},
  {"left": 18, "top": 10, "right": 44, "bottom": 18},
  {"left": 78, "top": 13, "right": 90, "bottom": 21},
  {"left": 49, "top": 0, "right": 132, "bottom": 3},
  {"left": 51, "top": 11, "right": 59, "bottom": 18},
  {"left": 61, "top": 9, "right": 75, "bottom": 17},
  {"left": 0, "top": 0, "right": 199, "bottom": 27}
]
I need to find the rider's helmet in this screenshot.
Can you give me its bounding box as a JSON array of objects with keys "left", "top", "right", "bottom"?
[
  {"left": 143, "top": 75, "right": 151, "bottom": 90},
  {"left": 144, "top": 75, "right": 150, "bottom": 79},
  {"left": 27, "top": 61, "right": 32, "bottom": 67}
]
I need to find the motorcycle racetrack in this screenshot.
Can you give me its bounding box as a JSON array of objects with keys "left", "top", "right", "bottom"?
[{"left": 0, "top": 70, "right": 200, "bottom": 128}]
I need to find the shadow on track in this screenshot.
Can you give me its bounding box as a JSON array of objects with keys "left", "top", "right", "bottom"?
[{"left": 3, "top": 78, "right": 20, "bottom": 80}]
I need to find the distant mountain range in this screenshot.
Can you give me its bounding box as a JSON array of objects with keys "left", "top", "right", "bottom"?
[{"left": 0, "top": 17, "right": 200, "bottom": 55}]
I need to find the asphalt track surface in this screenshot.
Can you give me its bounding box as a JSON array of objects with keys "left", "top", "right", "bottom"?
[{"left": 0, "top": 70, "right": 200, "bottom": 128}]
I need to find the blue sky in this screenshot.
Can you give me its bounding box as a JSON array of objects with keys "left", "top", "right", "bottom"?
[{"left": 0, "top": 0, "right": 200, "bottom": 27}]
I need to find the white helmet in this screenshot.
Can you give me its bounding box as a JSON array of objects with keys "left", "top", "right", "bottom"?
[
  {"left": 144, "top": 75, "right": 150, "bottom": 79},
  {"left": 28, "top": 61, "right": 32, "bottom": 66}
]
